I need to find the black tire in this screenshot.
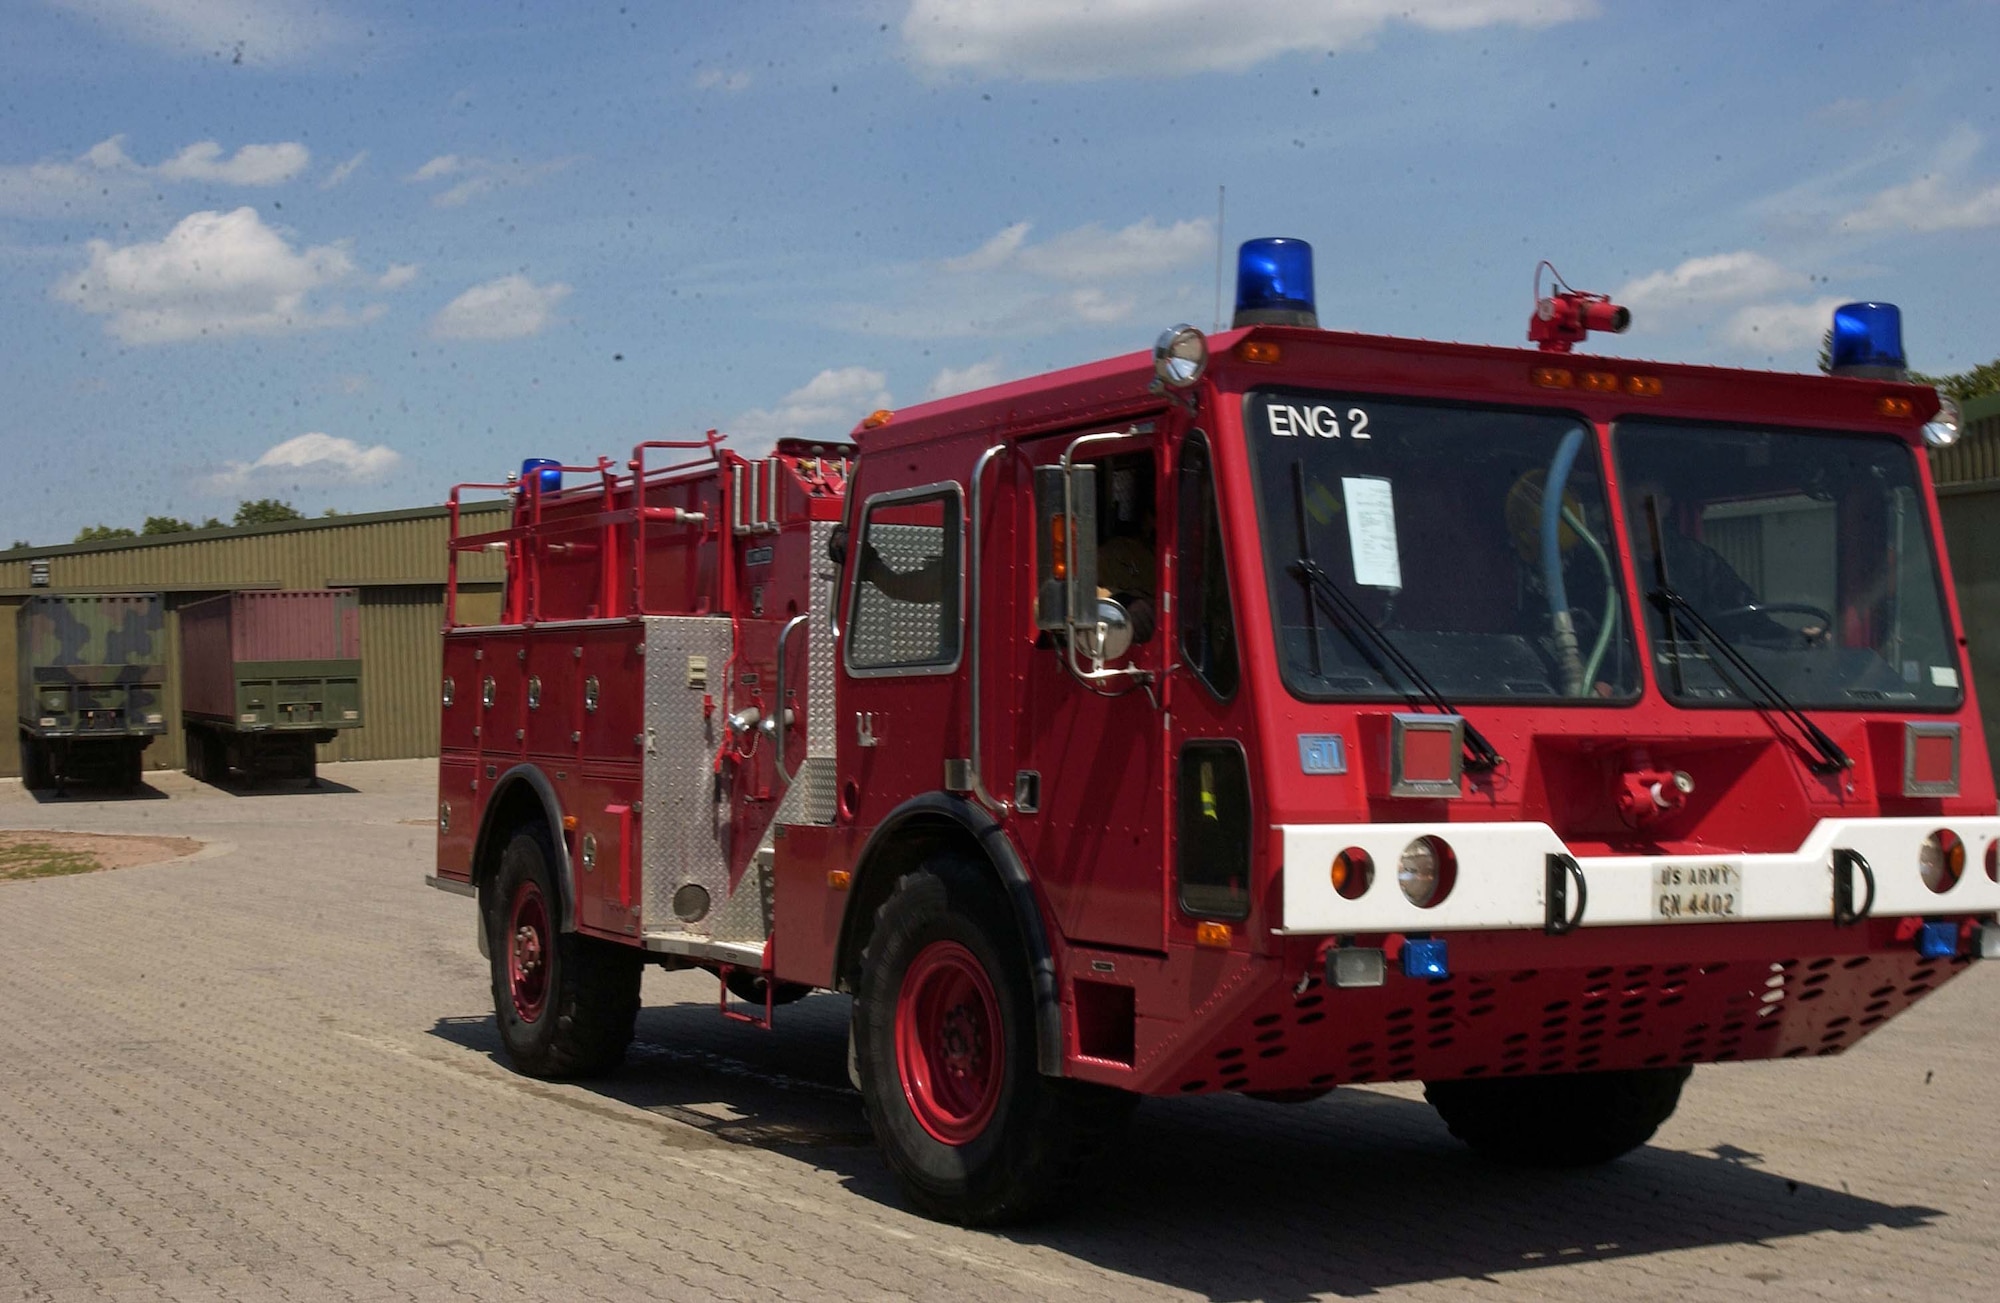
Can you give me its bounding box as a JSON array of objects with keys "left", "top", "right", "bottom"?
[
  {"left": 486, "top": 826, "right": 642, "bottom": 1078},
  {"left": 122, "top": 745, "right": 144, "bottom": 791},
  {"left": 187, "top": 727, "right": 208, "bottom": 782},
  {"left": 1425, "top": 1065, "right": 1692, "bottom": 1166},
  {"left": 853, "top": 859, "right": 1135, "bottom": 1225},
  {"left": 21, "top": 734, "right": 52, "bottom": 790}
]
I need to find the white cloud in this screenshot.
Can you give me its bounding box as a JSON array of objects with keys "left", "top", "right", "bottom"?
[
  {"left": 155, "top": 139, "right": 309, "bottom": 185},
  {"left": 926, "top": 358, "right": 1006, "bottom": 399},
  {"left": 407, "top": 153, "right": 575, "bottom": 208},
  {"left": 1617, "top": 252, "right": 1807, "bottom": 314},
  {"left": 1721, "top": 296, "right": 1849, "bottom": 353},
  {"left": 430, "top": 274, "right": 571, "bottom": 340},
  {"left": 902, "top": 0, "right": 1597, "bottom": 80},
  {"left": 730, "top": 368, "right": 892, "bottom": 446},
  {"left": 320, "top": 150, "right": 367, "bottom": 190},
  {"left": 208, "top": 432, "right": 401, "bottom": 491},
  {"left": 46, "top": 0, "right": 346, "bottom": 64},
  {"left": 377, "top": 263, "right": 419, "bottom": 290},
  {"left": 942, "top": 221, "right": 1030, "bottom": 273},
  {"left": 842, "top": 215, "right": 1212, "bottom": 338},
  {"left": 1839, "top": 127, "right": 2000, "bottom": 233},
  {"left": 52, "top": 206, "right": 378, "bottom": 344},
  {"left": 694, "top": 68, "right": 752, "bottom": 92},
  {"left": 0, "top": 134, "right": 311, "bottom": 217}
]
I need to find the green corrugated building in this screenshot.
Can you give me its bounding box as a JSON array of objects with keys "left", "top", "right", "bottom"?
[{"left": 1, "top": 502, "right": 506, "bottom": 778}]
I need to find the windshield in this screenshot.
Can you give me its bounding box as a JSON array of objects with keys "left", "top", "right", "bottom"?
[
  {"left": 1614, "top": 420, "right": 1961, "bottom": 710},
  {"left": 1243, "top": 390, "right": 1638, "bottom": 703}
]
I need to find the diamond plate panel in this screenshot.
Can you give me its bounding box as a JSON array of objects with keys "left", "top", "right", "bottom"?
[
  {"left": 848, "top": 523, "right": 949, "bottom": 668},
  {"left": 775, "top": 756, "right": 838, "bottom": 826},
  {"left": 807, "top": 518, "right": 836, "bottom": 761},
  {"left": 641, "top": 616, "right": 735, "bottom": 938}
]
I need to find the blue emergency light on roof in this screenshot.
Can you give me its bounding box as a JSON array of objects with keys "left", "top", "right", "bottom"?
[
  {"left": 1233, "top": 237, "right": 1318, "bottom": 329},
  {"left": 520, "top": 458, "right": 562, "bottom": 493},
  {"left": 1829, "top": 302, "right": 1907, "bottom": 377}
]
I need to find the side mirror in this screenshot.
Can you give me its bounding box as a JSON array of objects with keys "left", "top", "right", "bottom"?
[{"left": 1034, "top": 463, "right": 1099, "bottom": 631}]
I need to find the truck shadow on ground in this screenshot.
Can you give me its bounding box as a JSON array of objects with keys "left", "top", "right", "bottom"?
[
  {"left": 431, "top": 994, "right": 1942, "bottom": 1301},
  {"left": 194, "top": 776, "right": 359, "bottom": 797},
  {"left": 25, "top": 781, "right": 169, "bottom": 803}
]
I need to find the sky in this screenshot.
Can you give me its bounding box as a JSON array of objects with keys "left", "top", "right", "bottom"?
[{"left": 2, "top": 0, "right": 1997, "bottom": 546}]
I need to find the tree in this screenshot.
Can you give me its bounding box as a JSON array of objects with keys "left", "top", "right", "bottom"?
[
  {"left": 6, "top": 540, "right": 29, "bottom": 551},
  {"left": 74, "top": 524, "right": 137, "bottom": 543},
  {"left": 234, "top": 498, "right": 305, "bottom": 527},
  {"left": 142, "top": 515, "right": 196, "bottom": 535}
]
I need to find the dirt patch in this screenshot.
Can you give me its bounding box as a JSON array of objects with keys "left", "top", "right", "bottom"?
[{"left": 0, "top": 831, "right": 204, "bottom": 882}]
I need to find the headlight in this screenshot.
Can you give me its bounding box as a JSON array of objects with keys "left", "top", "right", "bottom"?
[
  {"left": 1331, "top": 846, "right": 1373, "bottom": 900},
  {"left": 1922, "top": 391, "right": 1962, "bottom": 448},
  {"left": 1919, "top": 829, "right": 1964, "bottom": 893},
  {"left": 1153, "top": 324, "right": 1208, "bottom": 389},
  {"left": 1398, "top": 836, "right": 1456, "bottom": 908}
]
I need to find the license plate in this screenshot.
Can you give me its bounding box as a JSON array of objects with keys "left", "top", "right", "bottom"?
[{"left": 1653, "top": 862, "right": 1742, "bottom": 921}]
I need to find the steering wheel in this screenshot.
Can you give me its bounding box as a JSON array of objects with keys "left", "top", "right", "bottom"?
[{"left": 1712, "top": 601, "right": 1834, "bottom": 645}]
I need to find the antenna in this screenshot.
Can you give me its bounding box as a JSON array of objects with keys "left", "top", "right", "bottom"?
[{"left": 1213, "top": 185, "right": 1226, "bottom": 332}]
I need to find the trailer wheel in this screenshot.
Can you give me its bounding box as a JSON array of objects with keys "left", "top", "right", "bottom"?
[
  {"left": 21, "top": 735, "right": 52, "bottom": 791},
  {"left": 854, "top": 860, "right": 1134, "bottom": 1225},
  {"left": 1424, "top": 1065, "right": 1692, "bottom": 1166},
  {"left": 486, "top": 826, "right": 642, "bottom": 1079},
  {"left": 121, "top": 746, "right": 144, "bottom": 791}
]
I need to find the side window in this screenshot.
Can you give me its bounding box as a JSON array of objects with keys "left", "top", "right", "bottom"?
[
  {"left": 1177, "top": 434, "right": 1239, "bottom": 697},
  {"left": 1177, "top": 741, "right": 1251, "bottom": 919},
  {"left": 845, "top": 488, "right": 962, "bottom": 674}
]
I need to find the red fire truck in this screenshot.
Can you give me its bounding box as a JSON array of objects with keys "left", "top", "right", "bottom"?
[{"left": 429, "top": 238, "right": 1999, "bottom": 1225}]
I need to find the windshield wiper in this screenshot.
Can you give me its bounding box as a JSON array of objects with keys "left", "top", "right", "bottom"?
[
  {"left": 1285, "top": 461, "right": 1501, "bottom": 773},
  {"left": 1642, "top": 496, "right": 1851, "bottom": 775},
  {"left": 1287, "top": 554, "right": 1505, "bottom": 774}
]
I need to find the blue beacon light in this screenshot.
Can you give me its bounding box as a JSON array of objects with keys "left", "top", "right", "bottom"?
[
  {"left": 1828, "top": 302, "right": 1907, "bottom": 378},
  {"left": 519, "top": 458, "right": 562, "bottom": 493},
  {"left": 1233, "top": 237, "right": 1318, "bottom": 328}
]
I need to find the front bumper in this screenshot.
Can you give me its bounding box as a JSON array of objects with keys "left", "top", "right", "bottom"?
[{"left": 1279, "top": 816, "right": 2000, "bottom": 933}]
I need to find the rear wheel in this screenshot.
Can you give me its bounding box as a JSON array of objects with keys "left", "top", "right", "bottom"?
[
  {"left": 1425, "top": 1066, "right": 1692, "bottom": 1166},
  {"left": 121, "top": 745, "right": 144, "bottom": 791},
  {"left": 20, "top": 734, "right": 52, "bottom": 790},
  {"left": 854, "top": 860, "right": 1134, "bottom": 1225},
  {"left": 486, "top": 826, "right": 642, "bottom": 1078}
]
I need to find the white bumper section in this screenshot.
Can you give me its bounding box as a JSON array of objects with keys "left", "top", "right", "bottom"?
[{"left": 1279, "top": 817, "right": 2000, "bottom": 933}]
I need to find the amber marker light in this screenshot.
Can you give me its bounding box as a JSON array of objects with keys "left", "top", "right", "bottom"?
[
  {"left": 1625, "top": 375, "right": 1664, "bottom": 397},
  {"left": 1580, "top": 371, "right": 1619, "bottom": 393},
  {"left": 1331, "top": 846, "right": 1374, "bottom": 900},
  {"left": 562, "top": 814, "right": 579, "bottom": 831},
  {"left": 1877, "top": 396, "right": 1915, "bottom": 418},
  {"left": 1532, "top": 367, "right": 1574, "bottom": 388},
  {"left": 1195, "top": 921, "right": 1233, "bottom": 948},
  {"left": 861, "top": 409, "right": 895, "bottom": 429},
  {"left": 827, "top": 869, "right": 853, "bottom": 891},
  {"left": 1237, "top": 340, "right": 1283, "bottom": 364}
]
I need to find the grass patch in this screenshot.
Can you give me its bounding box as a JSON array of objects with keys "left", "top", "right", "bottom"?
[{"left": 0, "top": 840, "right": 103, "bottom": 881}]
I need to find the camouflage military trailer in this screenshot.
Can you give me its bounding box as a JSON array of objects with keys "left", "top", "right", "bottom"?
[
  {"left": 179, "top": 590, "right": 363, "bottom": 787},
  {"left": 16, "top": 594, "right": 168, "bottom": 791}
]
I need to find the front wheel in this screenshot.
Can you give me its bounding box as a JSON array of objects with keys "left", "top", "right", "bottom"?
[
  {"left": 486, "top": 827, "right": 642, "bottom": 1078},
  {"left": 1425, "top": 1065, "right": 1692, "bottom": 1166},
  {"left": 853, "top": 861, "right": 1134, "bottom": 1225}
]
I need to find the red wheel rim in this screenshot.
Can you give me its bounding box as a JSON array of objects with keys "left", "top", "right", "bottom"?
[
  {"left": 895, "top": 940, "right": 1004, "bottom": 1145},
  {"left": 507, "top": 880, "right": 551, "bottom": 1023}
]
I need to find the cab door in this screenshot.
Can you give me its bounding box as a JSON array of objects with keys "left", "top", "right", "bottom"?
[{"left": 1011, "top": 424, "right": 1170, "bottom": 953}]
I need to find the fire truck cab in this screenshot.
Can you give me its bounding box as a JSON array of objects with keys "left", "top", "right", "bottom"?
[{"left": 432, "top": 240, "right": 2000, "bottom": 1225}]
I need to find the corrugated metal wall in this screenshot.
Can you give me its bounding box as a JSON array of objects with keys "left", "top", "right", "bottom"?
[{"left": 3, "top": 502, "right": 506, "bottom": 778}]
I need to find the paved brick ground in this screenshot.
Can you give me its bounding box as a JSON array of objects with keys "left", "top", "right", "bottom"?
[{"left": 1, "top": 759, "right": 1995, "bottom": 1302}]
